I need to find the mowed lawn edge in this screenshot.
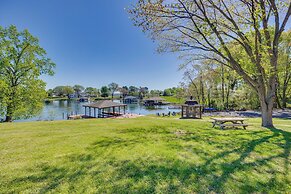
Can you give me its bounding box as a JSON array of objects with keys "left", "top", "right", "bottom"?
[{"left": 0, "top": 116, "right": 290, "bottom": 193}]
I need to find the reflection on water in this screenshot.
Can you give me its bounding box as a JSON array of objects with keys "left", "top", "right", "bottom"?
[{"left": 17, "top": 100, "right": 180, "bottom": 122}]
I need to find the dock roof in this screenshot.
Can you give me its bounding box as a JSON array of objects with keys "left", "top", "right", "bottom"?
[{"left": 83, "top": 100, "right": 126, "bottom": 109}]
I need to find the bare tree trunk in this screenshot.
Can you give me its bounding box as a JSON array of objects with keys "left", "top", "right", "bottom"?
[
  {"left": 259, "top": 93, "right": 274, "bottom": 128},
  {"left": 200, "top": 74, "right": 205, "bottom": 104},
  {"left": 221, "top": 65, "right": 225, "bottom": 109},
  {"left": 5, "top": 116, "right": 12, "bottom": 122},
  {"left": 207, "top": 88, "right": 211, "bottom": 107},
  {"left": 4, "top": 104, "right": 13, "bottom": 122},
  {"left": 226, "top": 87, "right": 230, "bottom": 110}
]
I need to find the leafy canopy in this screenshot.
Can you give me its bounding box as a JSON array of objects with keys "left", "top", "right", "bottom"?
[{"left": 0, "top": 25, "right": 55, "bottom": 120}]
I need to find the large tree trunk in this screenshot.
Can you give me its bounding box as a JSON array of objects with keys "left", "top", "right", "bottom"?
[
  {"left": 259, "top": 94, "right": 274, "bottom": 128},
  {"left": 4, "top": 105, "right": 13, "bottom": 122},
  {"left": 5, "top": 116, "right": 12, "bottom": 122},
  {"left": 199, "top": 73, "right": 205, "bottom": 104}
]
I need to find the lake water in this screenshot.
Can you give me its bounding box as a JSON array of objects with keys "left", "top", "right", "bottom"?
[{"left": 17, "top": 100, "right": 181, "bottom": 122}]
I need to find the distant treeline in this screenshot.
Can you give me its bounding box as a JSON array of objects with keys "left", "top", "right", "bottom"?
[{"left": 47, "top": 83, "right": 183, "bottom": 100}]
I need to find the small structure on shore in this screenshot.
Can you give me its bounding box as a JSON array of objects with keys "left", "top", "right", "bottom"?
[
  {"left": 79, "top": 97, "right": 89, "bottom": 102},
  {"left": 123, "top": 96, "right": 138, "bottom": 104},
  {"left": 144, "top": 97, "right": 169, "bottom": 106},
  {"left": 83, "top": 100, "right": 127, "bottom": 118},
  {"left": 181, "top": 97, "right": 203, "bottom": 119}
]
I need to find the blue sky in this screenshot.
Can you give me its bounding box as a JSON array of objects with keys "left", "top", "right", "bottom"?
[{"left": 0, "top": 0, "right": 183, "bottom": 90}]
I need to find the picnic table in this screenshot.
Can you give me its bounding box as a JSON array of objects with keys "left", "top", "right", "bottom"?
[{"left": 211, "top": 117, "right": 249, "bottom": 129}]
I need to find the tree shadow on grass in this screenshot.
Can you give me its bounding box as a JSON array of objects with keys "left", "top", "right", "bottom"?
[
  {"left": 268, "top": 127, "right": 290, "bottom": 184},
  {"left": 7, "top": 127, "right": 290, "bottom": 193},
  {"left": 201, "top": 127, "right": 290, "bottom": 192}
]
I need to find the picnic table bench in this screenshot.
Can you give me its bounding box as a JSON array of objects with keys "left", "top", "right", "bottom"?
[{"left": 211, "top": 117, "right": 249, "bottom": 129}]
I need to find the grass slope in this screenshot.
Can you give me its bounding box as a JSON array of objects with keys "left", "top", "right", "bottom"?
[
  {"left": 162, "top": 96, "right": 185, "bottom": 104},
  {"left": 0, "top": 117, "right": 290, "bottom": 193}
]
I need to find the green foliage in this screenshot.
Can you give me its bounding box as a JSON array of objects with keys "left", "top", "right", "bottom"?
[
  {"left": 0, "top": 117, "right": 290, "bottom": 193},
  {"left": 84, "top": 87, "right": 99, "bottom": 97},
  {"left": 53, "top": 86, "right": 74, "bottom": 97},
  {"left": 128, "top": 86, "right": 139, "bottom": 96},
  {"left": 277, "top": 30, "right": 291, "bottom": 108},
  {"left": 108, "top": 82, "right": 119, "bottom": 96},
  {"left": 163, "top": 88, "right": 172, "bottom": 96},
  {"left": 139, "top": 87, "right": 149, "bottom": 98},
  {"left": 73, "top": 85, "right": 85, "bottom": 97},
  {"left": 0, "top": 25, "right": 55, "bottom": 121},
  {"left": 129, "top": 0, "right": 291, "bottom": 127},
  {"left": 100, "top": 86, "right": 109, "bottom": 97},
  {"left": 162, "top": 96, "right": 185, "bottom": 104},
  {"left": 46, "top": 89, "right": 54, "bottom": 97},
  {"left": 150, "top": 89, "right": 162, "bottom": 97}
]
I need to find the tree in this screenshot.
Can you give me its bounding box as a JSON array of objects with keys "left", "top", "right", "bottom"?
[
  {"left": 163, "top": 88, "right": 172, "bottom": 96},
  {"left": 73, "top": 85, "right": 84, "bottom": 98},
  {"left": 129, "top": 0, "right": 291, "bottom": 127},
  {"left": 0, "top": 25, "right": 55, "bottom": 122},
  {"left": 53, "top": 86, "right": 74, "bottom": 98},
  {"left": 139, "top": 87, "right": 149, "bottom": 99},
  {"left": 47, "top": 89, "right": 54, "bottom": 98},
  {"left": 276, "top": 30, "right": 291, "bottom": 108},
  {"left": 183, "top": 61, "right": 240, "bottom": 110},
  {"left": 108, "top": 82, "right": 119, "bottom": 99},
  {"left": 129, "top": 86, "right": 139, "bottom": 96},
  {"left": 100, "top": 86, "right": 109, "bottom": 97},
  {"left": 85, "top": 87, "right": 99, "bottom": 97},
  {"left": 150, "top": 89, "right": 162, "bottom": 96},
  {"left": 120, "top": 86, "right": 129, "bottom": 98}
]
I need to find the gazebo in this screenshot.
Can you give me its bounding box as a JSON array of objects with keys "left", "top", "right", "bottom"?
[
  {"left": 181, "top": 99, "right": 203, "bottom": 119},
  {"left": 83, "top": 100, "right": 127, "bottom": 118}
]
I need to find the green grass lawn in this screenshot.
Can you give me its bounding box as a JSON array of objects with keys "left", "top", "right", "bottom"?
[
  {"left": 162, "top": 96, "right": 185, "bottom": 104},
  {"left": 0, "top": 117, "right": 290, "bottom": 193}
]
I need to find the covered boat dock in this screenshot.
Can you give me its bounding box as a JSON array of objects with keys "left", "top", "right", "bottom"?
[
  {"left": 83, "top": 100, "right": 127, "bottom": 118},
  {"left": 144, "top": 97, "right": 169, "bottom": 106}
]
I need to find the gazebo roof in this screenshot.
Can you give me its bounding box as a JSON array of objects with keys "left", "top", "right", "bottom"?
[
  {"left": 144, "top": 97, "right": 165, "bottom": 101},
  {"left": 83, "top": 100, "right": 126, "bottom": 109}
]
